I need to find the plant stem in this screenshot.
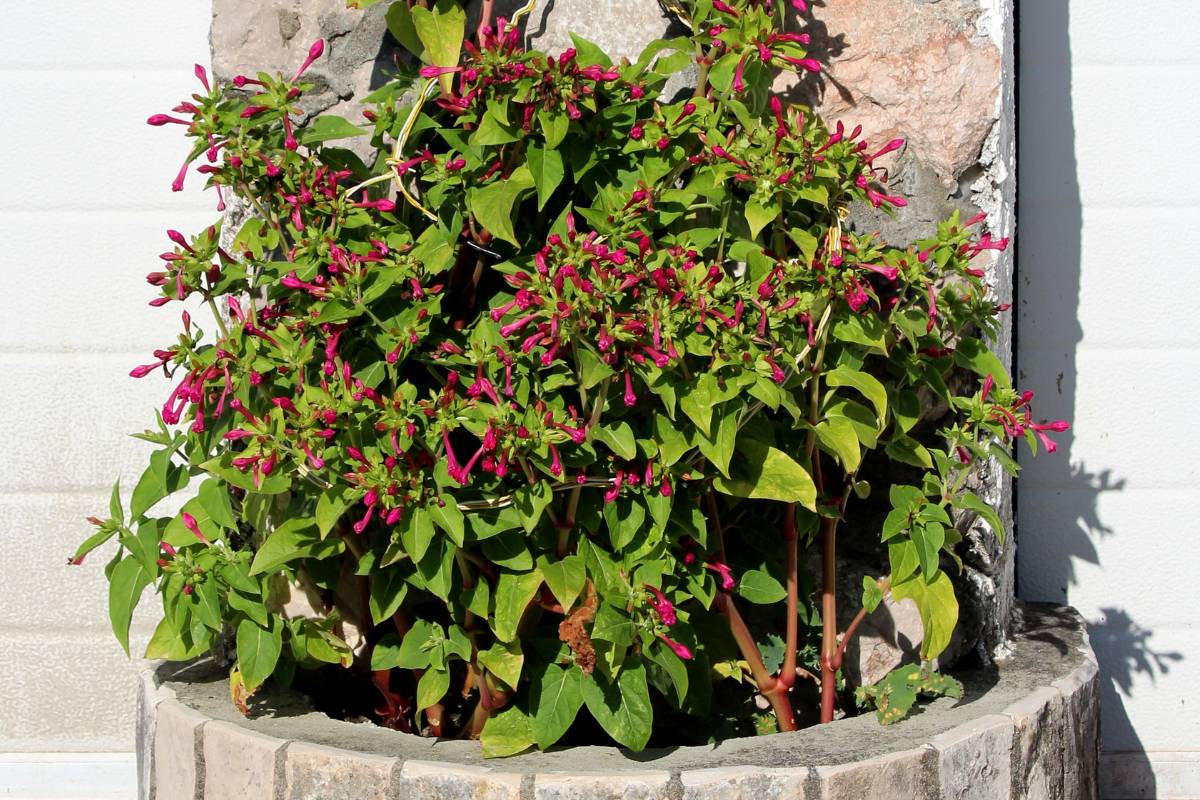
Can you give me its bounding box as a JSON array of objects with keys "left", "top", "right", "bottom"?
[
  {"left": 833, "top": 605, "right": 869, "bottom": 670},
  {"left": 778, "top": 503, "right": 799, "bottom": 688},
  {"left": 818, "top": 513, "right": 838, "bottom": 723},
  {"left": 204, "top": 294, "right": 230, "bottom": 340},
  {"left": 715, "top": 592, "right": 796, "bottom": 731},
  {"left": 705, "top": 490, "right": 727, "bottom": 562}
]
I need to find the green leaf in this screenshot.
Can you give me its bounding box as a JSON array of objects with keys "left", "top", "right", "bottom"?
[
  {"left": 538, "top": 554, "right": 586, "bottom": 611},
  {"left": 888, "top": 540, "right": 920, "bottom": 585},
  {"left": 862, "top": 576, "right": 884, "bottom": 613},
  {"left": 481, "top": 704, "right": 535, "bottom": 757},
  {"left": 532, "top": 663, "right": 585, "bottom": 749},
  {"left": 468, "top": 167, "right": 534, "bottom": 246},
  {"left": 400, "top": 506, "right": 436, "bottom": 562},
  {"left": 514, "top": 480, "right": 553, "bottom": 534},
  {"left": 712, "top": 439, "right": 817, "bottom": 511},
  {"left": 108, "top": 557, "right": 151, "bottom": 655},
  {"left": 527, "top": 145, "right": 566, "bottom": 211},
  {"left": 825, "top": 366, "right": 888, "bottom": 425},
  {"left": 236, "top": 617, "right": 282, "bottom": 692},
  {"left": 911, "top": 522, "right": 945, "bottom": 582},
  {"left": 192, "top": 579, "right": 223, "bottom": 630},
  {"left": 856, "top": 663, "right": 963, "bottom": 725},
  {"left": 954, "top": 338, "right": 1011, "bottom": 389},
  {"left": 891, "top": 570, "right": 958, "bottom": 661},
  {"left": 371, "top": 620, "right": 438, "bottom": 670},
  {"left": 130, "top": 447, "right": 188, "bottom": 519},
  {"left": 250, "top": 518, "right": 342, "bottom": 575},
  {"left": 478, "top": 640, "right": 524, "bottom": 689},
  {"left": 679, "top": 375, "right": 716, "bottom": 437},
  {"left": 832, "top": 314, "right": 887, "bottom": 355},
  {"left": 736, "top": 569, "right": 787, "bottom": 604},
  {"left": 744, "top": 197, "right": 781, "bottom": 238},
  {"left": 653, "top": 412, "right": 692, "bottom": 466},
  {"left": 696, "top": 404, "right": 737, "bottom": 478},
  {"left": 298, "top": 115, "right": 365, "bottom": 146},
  {"left": 893, "top": 390, "right": 921, "bottom": 434},
  {"left": 472, "top": 105, "right": 522, "bottom": 146},
  {"left": 955, "top": 491, "right": 1006, "bottom": 546},
  {"left": 428, "top": 499, "right": 466, "bottom": 546},
  {"left": 385, "top": 0, "right": 424, "bottom": 55},
  {"left": 603, "top": 495, "right": 646, "bottom": 551},
  {"left": 568, "top": 32, "right": 613, "bottom": 68},
  {"left": 596, "top": 421, "right": 637, "bottom": 461},
  {"left": 109, "top": 479, "right": 124, "bottom": 524},
  {"left": 591, "top": 603, "right": 635, "bottom": 646},
  {"left": 315, "top": 487, "right": 351, "bottom": 537},
  {"left": 72, "top": 525, "right": 119, "bottom": 566},
  {"left": 492, "top": 569, "right": 543, "bottom": 642},
  {"left": 369, "top": 568, "right": 409, "bottom": 624},
  {"left": 481, "top": 531, "right": 533, "bottom": 570},
  {"left": 885, "top": 436, "right": 933, "bottom": 469},
  {"left": 416, "top": 668, "right": 450, "bottom": 714},
  {"left": 411, "top": 2, "right": 465, "bottom": 93},
  {"left": 815, "top": 417, "right": 861, "bottom": 472},
  {"left": 197, "top": 479, "right": 238, "bottom": 531},
  {"left": 537, "top": 109, "right": 569, "bottom": 149},
  {"left": 646, "top": 639, "right": 690, "bottom": 707},
  {"left": 582, "top": 656, "right": 653, "bottom": 750}
]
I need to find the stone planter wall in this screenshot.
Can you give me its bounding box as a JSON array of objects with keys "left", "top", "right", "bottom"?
[{"left": 138, "top": 604, "right": 1097, "bottom": 800}]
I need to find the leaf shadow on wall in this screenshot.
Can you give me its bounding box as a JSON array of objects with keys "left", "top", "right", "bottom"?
[{"left": 1015, "top": 1, "right": 1180, "bottom": 793}]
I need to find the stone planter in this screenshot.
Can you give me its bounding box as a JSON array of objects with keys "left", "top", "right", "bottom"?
[{"left": 138, "top": 603, "right": 1097, "bottom": 800}]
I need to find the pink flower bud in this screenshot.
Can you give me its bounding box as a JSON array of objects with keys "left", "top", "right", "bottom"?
[{"left": 181, "top": 512, "right": 209, "bottom": 544}]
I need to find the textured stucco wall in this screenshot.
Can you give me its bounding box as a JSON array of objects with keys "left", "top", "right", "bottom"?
[
  {"left": 1017, "top": 1, "right": 1200, "bottom": 797},
  {"left": 0, "top": 0, "right": 213, "bottom": 758}
]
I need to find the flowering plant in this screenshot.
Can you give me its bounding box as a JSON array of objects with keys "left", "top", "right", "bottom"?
[{"left": 77, "top": 0, "right": 1066, "bottom": 753}]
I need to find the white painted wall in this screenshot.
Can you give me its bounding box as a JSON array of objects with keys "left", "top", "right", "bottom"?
[
  {"left": 0, "top": 0, "right": 212, "bottom": 777},
  {"left": 1017, "top": 1, "right": 1200, "bottom": 797}
]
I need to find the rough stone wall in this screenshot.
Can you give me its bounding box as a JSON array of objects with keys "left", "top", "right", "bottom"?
[{"left": 209, "top": 0, "right": 1016, "bottom": 666}]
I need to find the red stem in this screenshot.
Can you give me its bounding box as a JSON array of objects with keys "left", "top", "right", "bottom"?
[
  {"left": 818, "top": 514, "right": 838, "bottom": 723},
  {"left": 777, "top": 503, "right": 799, "bottom": 689},
  {"left": 716, "top": 593, "right": 796, "bottom": 731},
  {"left": 833, "top": 604, "right": 870, "bottom": 669}
]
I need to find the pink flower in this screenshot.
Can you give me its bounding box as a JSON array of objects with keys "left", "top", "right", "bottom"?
[
  {"left": 1030, "top": 420, "right": 1070, "bottom": 454},
  {"left": 645, "top": 585, "right": 677, "bottom": 625},
  {"left": 706, "top": 561, "right": 735, "bottom": 591},
  {"left": 146, "top": 114, "right": 189, "bottom": 126},
  {"left": 658, "top": 634, "right": 693, "bottom": 660},
  {"left": 181, "top": 512, "right": 209, "bottom": 544},
  {"left": 292, "top": 39, "right": 325, "bottom": 82}
]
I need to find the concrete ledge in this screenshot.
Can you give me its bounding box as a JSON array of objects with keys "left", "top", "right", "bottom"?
[{"left": 139, "top": 603, "right": 1099, "bottom": 800}]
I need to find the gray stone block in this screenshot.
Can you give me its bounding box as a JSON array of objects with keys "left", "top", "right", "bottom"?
[
  {"left": 681, "top": 766, "right": 809, "bottom": 800},
  {"left": 202, "top": 720, "right": 286, "bottom": 800},
  {"left": 136, "top": 663, "right": 161, "bottom": 800},
  {"left": 1055, "top": 663, "right": 1100, "bottom": 800},
  {"left": 930, "top": 714, "right": 1014, "bottom": 800},
  {"left": 815, "top": 747, "right": 934, "bottom": 800},
  {"left": 533, "top": 770, "right": 673, "bottom": 800},
  {"left": 154, "top": 700, "right": 207, "bottom": 800},
  {"left": 396, "top": 760, "right": 524, "bottom": 800},
  {"left": 283, "top": 741, "right": 397, "bottom": 800},
  {"left": 1004, "top": 686, "right": 1066, "bottom": 800}
]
